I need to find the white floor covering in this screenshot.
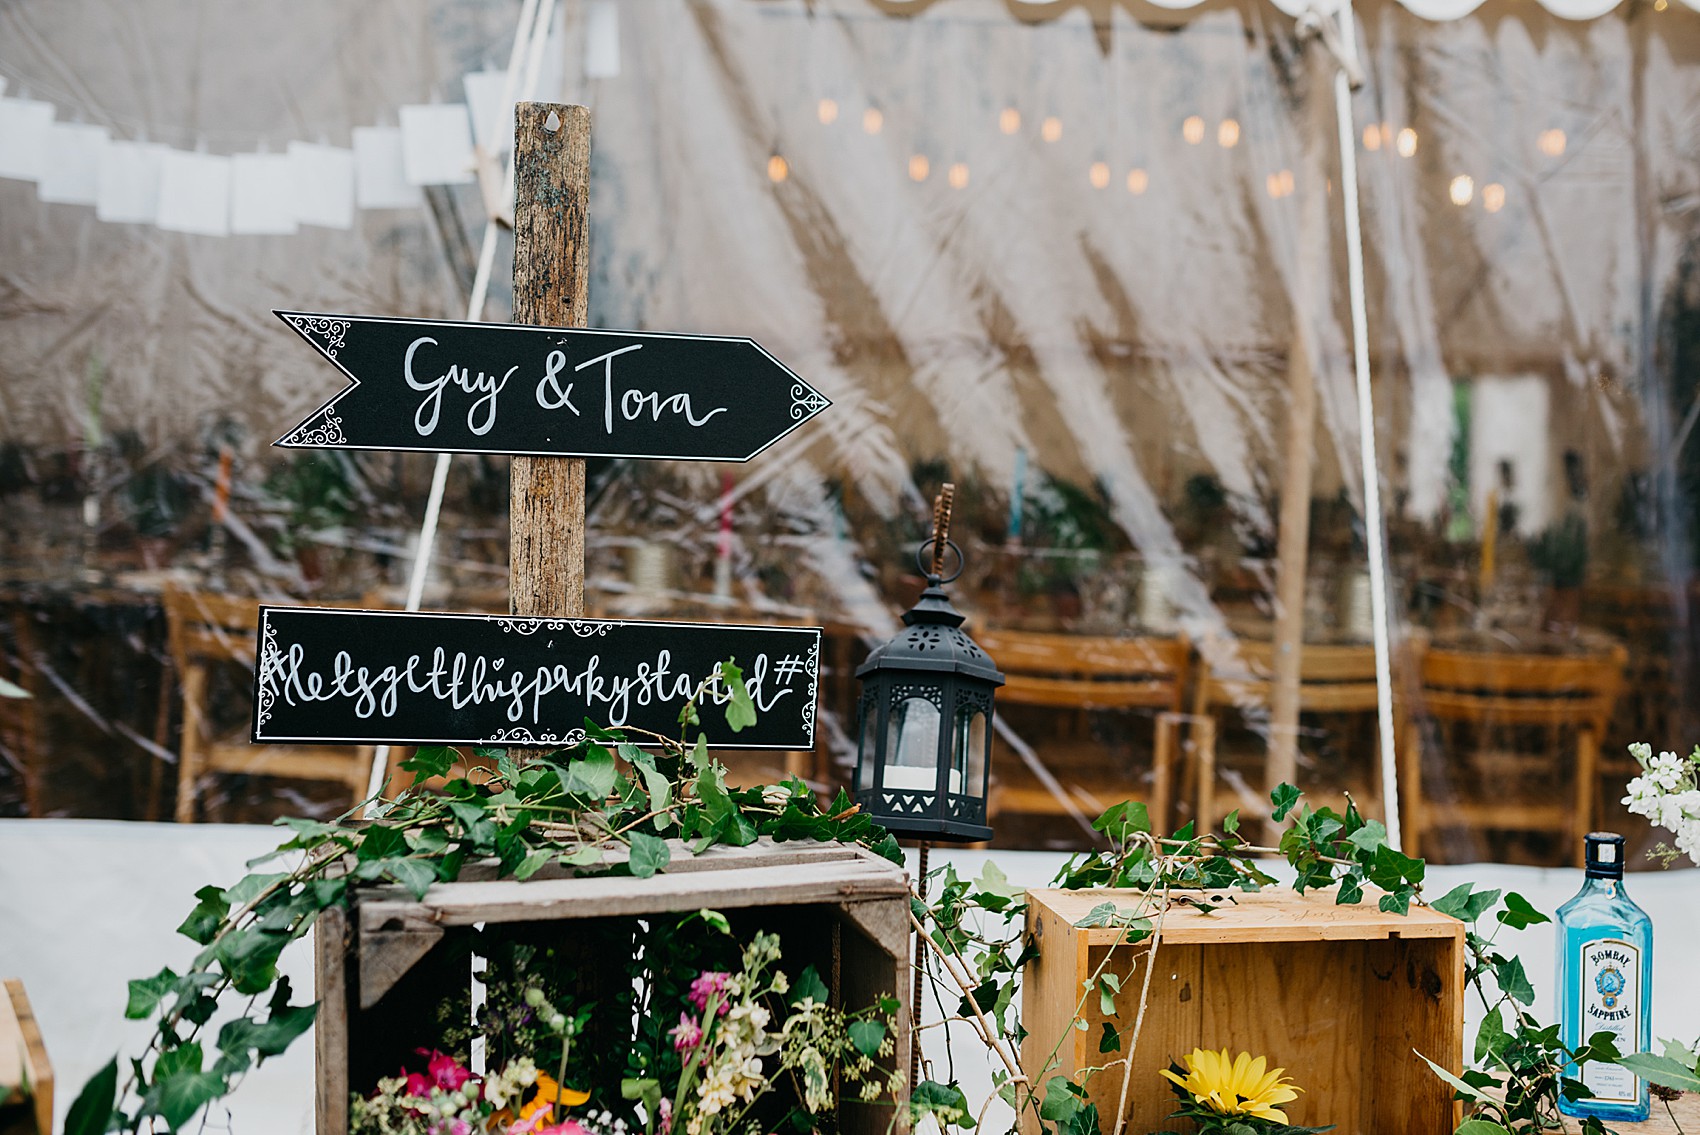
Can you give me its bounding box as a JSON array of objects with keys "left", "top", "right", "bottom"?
[{"left": 2, "top": 820, "right": 1695, "bottom": 1135}]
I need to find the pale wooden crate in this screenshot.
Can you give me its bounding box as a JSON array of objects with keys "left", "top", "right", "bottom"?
[
  {"left": 1020, "top": 888, "right": 1466, "bottom": 1135},
  {"left": 0, "top": 979, "right": 52, "bottom": 1135},
  {"left": 315, "top": 838, "right": 911, "bottom": 1135}
]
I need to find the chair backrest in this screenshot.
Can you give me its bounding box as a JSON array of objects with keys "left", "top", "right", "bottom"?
[
  {"left": 972, "top": 629, "right": 1188, "bottom": 711},
  {"left": 1415, "top": 644, "right": 1627, "bottom": 733},
  {"left": 164, "top": 588, "right": 264, "bottom": 675},
  {"left": 1197, "top": 639, "right": 1381, "bottom": 713}
]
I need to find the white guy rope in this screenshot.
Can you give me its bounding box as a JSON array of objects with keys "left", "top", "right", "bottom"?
[{"left": 1330, "top": 0, "right": 1403, "bottom": 849}]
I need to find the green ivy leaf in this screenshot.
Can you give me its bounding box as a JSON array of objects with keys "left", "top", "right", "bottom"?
[
  {"left": 1453, "top": 1121, "right": 1513, "bottom": 1135},
  {"left": 558, "top": 744, "right": 618, "bottom": 800},
  {"left": 176, "top": 884, "right": 231, "bottom": 945},
  {"left": 620, "top": 744, "right": 674, "bottom": 829},
  {"left": 1335, "top": 876, "right": 1364, "bottom": 906},
  {"left": 384, "top": 858, "right": 438, "bottom": 900},
  {"left": 64, "top": 1057, "right": 117, "bottom": 1135},
  {"left": 215, "top": 978, "right": 318, "bottom": 1072},
  {"left": 1270, "top": 783, "right": 1302, "bottom": 822},
  {"left": 1222, "top": 809, "right": 1240, "bottom": 835},
  {"left": 911, "top": 1081, "right": 974, "bottom": 1127},
  {"left": 1097, "top": 972, "right": 1122, "bottom": 1017},
  {"left": 213, "top": 927, "right": 290, "bottom": 995},
  {"left": 720, "top": 659, "right": 758, "bottom": 732},
  {"left": 1615, "top": 1053, "right": 1700, "bottom": 1094},
  {"left": 848, "top": 1019, "right": 887, "bottom": 1057},
  {"left": 401, "top": 745, "right": 456, "bottom": 783},
  {"left": 562, "top": 845, "right": 605, "bottom": 868},
  {"left": 1416, "top": 1052, "right": 1495, "bottom": 1103},
  {"left": 791, "top": 965, "right": 829, "bottom": 1007},
  {"left": 1099, "top": 1022, "right": 1122, "bottom": 1053},
  {"left": 142, "top": 1042, "right": 227, "bottom": 1131},
  {"left": 126, "top": 967, "right": 179, "bottom": 1019},
  {"left": 628, "top": 832, "right": 672, "bottom": 879},
  {"left": 1092, "top": 801, "right": 1151, "bottom": 843},
  {"left": 1345, "top": 819, "right": 1389, "bottom": 858},
  {"left": 1431, "top": 884, "right": 1502, "bottom": 925},
  {"left": 1475, "top": 1006, "right": 1509, "bottom": 1064},
  {"left": 1497, "top": 893, "right": 1551, "bottom": 930},
  {"left": 513, "top": 848, "right": 554, "bottom": 881},
  {"left": 1039, "top": 1077, "right": 1085, "bottom": 1123},
  {"left": 1494, "top": 956, "right": 1536, "bottom": 1006},
  {"left": 355, "top": 824, "right": 409, "bottom": 862}
]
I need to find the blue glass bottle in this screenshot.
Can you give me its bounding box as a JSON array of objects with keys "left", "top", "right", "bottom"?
[{"left": 1556, "top": 832, "right": 1653, "bottom": 1122}]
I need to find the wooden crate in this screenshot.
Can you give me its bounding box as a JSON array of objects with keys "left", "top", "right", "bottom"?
[
  {"left": 316, "top": 839, "right": 911, "bottom": 1135},
  {"left": 1020, "top": 888, "right": 1465, "bottom": 1135},
  {"left": 0, "top": 979, "right": 52, "bottom": 1135}
]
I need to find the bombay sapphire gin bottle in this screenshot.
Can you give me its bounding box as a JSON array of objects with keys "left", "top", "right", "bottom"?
[{"left": 1556, "top": 832, "right": 1653, "bottom": 1121}]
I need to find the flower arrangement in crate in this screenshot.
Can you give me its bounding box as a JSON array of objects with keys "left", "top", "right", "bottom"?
[{"left": 350, "top": 927, "right": 900, "bottom": 1135}]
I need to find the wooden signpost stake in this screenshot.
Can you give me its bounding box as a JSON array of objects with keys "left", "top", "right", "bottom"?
[{"left": 510, "top": 103, "right": 591, "bottom": 622}]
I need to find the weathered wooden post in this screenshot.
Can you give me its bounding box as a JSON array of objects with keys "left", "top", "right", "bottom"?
[{"left": 510, "top": 103, "right": 591, "bottom": 624}]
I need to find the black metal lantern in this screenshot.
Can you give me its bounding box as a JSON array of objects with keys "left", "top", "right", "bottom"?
[{"left": 853, "top": 534, "right": 1003, "bottom": 842}]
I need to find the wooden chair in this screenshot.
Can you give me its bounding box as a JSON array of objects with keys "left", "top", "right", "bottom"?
[
  {"left": 1187, "top": 640, "right": 1385, "bottom": 832},
  {"left": 166, "top": 588, "right": 374, "bottom": 822},
  {"left": 972, "top": 630, "right": 1190, "bottom": 831},
  {"left": 0, "top": 611, "right": 43, "bottom": 817},
  {"left": 1400, "top": 643, "right": 1626, "bottom": 865}
]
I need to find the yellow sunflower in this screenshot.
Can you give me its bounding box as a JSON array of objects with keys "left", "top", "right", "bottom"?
[
  {"left": 513, "top": 1071, "right": 592, "bottom": 1126},
  {"left": 1160, "top": 1048, "right": 1302, "bottom": 1123}
]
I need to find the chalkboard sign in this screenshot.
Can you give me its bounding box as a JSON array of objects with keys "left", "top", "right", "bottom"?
[
  {"left": 274, "top": 311, "right": 832, "bottom": 462},
  {"left": 253, "top": 607, "right": 820, "bottom": 750}
]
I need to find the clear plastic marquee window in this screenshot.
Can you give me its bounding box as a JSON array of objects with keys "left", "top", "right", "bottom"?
[{"left": 0, "top": 0, "right": 1693, "bottom": 866}]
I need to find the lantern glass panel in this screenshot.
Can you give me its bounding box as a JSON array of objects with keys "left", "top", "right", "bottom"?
[
  {"left": 855, "top": 692, "right": 878, "bottom": 791},
  {"left": 952, "top": 707, "right": 988, "bottom": 799},
  {"left": 882, "top": 694, "right": 943, "bottom": 792}
]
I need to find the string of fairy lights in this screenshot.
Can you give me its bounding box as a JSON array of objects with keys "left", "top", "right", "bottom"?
[{"left": 765, "top": 98, "right": 1572, "bottom": 215}]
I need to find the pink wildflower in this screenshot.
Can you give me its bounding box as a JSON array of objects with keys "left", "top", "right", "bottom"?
[
  {"left": 687, "top": 971, "right": 731, "bottom": 1013},
  {"left": 670, "top": 1012, "right": 704, "bottom": 1053},
  {"left": 422, "top": 1049, "right": 472, "bottom": 1092},
  {"left": 658, "top": 1098, "right": 673, "bottom": 1134},
  {"left": 402, "top": 1070, "right": 433, "bottom": 1099}
]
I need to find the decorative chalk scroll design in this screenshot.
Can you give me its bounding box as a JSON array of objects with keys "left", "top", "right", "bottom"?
[
  {"left": 791, "top": 383, "right": 830, "bottom": 421},
  {"left": 278, "top": 410, "right": 346, "bottom": 448},
  {"left": 255, "top": 619, "right": 280, "bottom": 731},
  {"left": 489, "top": 727, "right": 587, "bottom": 749},
  {"left": 283, "top": 314, "right": 351, "bottom": 359},
  {"left": 494, "top": 618, "right": 617, "bottom": 636}
]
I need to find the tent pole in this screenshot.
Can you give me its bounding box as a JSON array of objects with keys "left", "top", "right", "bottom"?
[{"left": 1329, "top": 0, "right": 1403, "bottom": 849}]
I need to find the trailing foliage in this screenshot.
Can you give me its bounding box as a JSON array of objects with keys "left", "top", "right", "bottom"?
[
  {"left": 78, "top": 663, "right": 898, "bottom": 1134},
  {"left": 906, "top": 793, "right": 1677, "bottom": 1135}
]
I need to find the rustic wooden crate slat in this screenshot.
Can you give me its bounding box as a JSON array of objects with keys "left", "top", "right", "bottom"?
[
  {"left": 0, "top": 979, "right": 52, "bottom": 1135},
  {"left": 317, "top": 839, "right": 911, "bottom": 1135},
  {"left": 1020, "top": 887, "right": 1466, "bottom": 1135}
]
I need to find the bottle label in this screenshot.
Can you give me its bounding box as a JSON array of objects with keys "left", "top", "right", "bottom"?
[{"left": 1578, "top": 938, "right": 1641, "bottom": 1103}]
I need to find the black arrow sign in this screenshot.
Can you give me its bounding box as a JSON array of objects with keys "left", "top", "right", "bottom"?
[
  {"left": 274, "top": 311, "right": 831, "bottom": 461},
  {"left": 253, "top": 607, "right": 820, "bottom": 750}
]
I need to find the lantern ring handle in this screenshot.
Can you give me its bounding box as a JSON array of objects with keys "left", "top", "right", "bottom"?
[{"left": 915, "top": 538, "right": 964, "bottom": 585}]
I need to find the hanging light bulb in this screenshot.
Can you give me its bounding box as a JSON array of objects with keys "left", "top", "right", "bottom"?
[
  {"left": 1126, "top": 168, "right": 1149, "bottom": 195},
  {"left": 1089, "top": 161, "right": 1110, "bottom": 189},
  {"left": 1266, "top": 171, "right": 1283, "bottom": 198},
  {"left": 817, "top": 98, "right": 839, "bottom": 125},
  {"left": 1182, "top": 116, "right": 1206, "bottom": 145},
  {"left": 1396, "top": 128, "right": 1418, "bottom": 158},
  {"left": 1539, "top": 128, "right": 1567, "bottom": 156},
  {"left": 909, "top": 154, "right": 930, "bottom": 182},
  {"left": 1483, "top": 182, "right": 1506, "bottom": 212},
  {"left": 863, "top": 107, "right": 884, "bottom": 135},
  {"left": 1218, "top": 119, "right": 1241, "bottom": 148},
  {"left": 1363, "top": 124, "right": 1382, "bottom": 151},
  {"left": 1450, "top": 174, "right": 1474, "bottom": 206},
  {"left": 948, "top": 162, "right": 970, "bottom": 189},
  {"left": 999, "top": 107, "right": 1021, "bottom": 135},
  {"left": 1041, "top": 116, "right": 1063, "bottom": 143},
  {"left": 767, "top": 154, "right": 789, "bottom": 183}
]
